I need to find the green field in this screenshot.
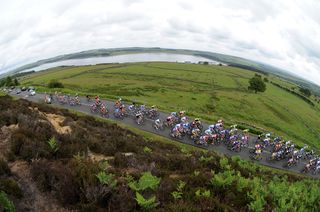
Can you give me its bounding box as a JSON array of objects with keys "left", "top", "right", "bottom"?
[{"left": 20, "top": 62, "right": 320, "bottom": 149}]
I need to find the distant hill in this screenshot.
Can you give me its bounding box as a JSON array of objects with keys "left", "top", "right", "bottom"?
[{"left": 2, "top": 47, "right": 320, "bottom": 94}]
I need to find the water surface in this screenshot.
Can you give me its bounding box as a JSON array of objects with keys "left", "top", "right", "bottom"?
[{"left": 21, "top": 53, "right": 218, "bottom": 72}]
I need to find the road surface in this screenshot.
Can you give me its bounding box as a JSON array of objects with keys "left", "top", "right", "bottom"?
[{"left": 8, "top": 90, "right": 318, "bottom": 178}]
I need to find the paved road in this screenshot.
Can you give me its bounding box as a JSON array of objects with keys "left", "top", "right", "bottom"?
[{"left": 9, "top": 91, "right": 318, "bottom": 178}]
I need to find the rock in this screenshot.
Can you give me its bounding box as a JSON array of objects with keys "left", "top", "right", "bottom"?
[{"left": 123, "top": 152, "right": 134, "bottom": 157}]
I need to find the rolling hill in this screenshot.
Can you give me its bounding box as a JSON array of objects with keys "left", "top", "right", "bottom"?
[
  {"left": 20, "top": 62, "right": 320, "bottom": 150},
  {"left": 2, "top": 47, "right": 320, "bottom": 95}
]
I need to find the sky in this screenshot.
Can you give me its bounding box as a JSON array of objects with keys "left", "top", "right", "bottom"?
[{"left": 1, "top": 0, "right": 320, "bottom": 85}]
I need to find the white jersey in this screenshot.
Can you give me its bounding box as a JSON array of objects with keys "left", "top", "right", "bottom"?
[
  {"left": 181, "top": 116, "right": 188, "bottom": 123},
  {"left": 205, "top": 129, "right": 212, "bottom": 135},
  {"left": 208, "top": 125, "right": 215, "bottom": 130},
  {"left": 173, "top": 124, "right": 182, "bottom": 131},
  {"left": 215, "top": 123, "right": 222, "bottom": 128}
]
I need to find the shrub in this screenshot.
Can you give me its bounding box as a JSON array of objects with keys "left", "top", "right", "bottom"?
[
  {"left": 165, "top": 154, "right": 192, "bottom": 172},
  {"left": 193, "top": 170, "right": 200, "bottom": 176},
  {"left": 248, "top": 76, "right": 266, "bottom": 93},
  {"left": 247, "top": 177, "right": 266, "bottom": 212},
  {"left": 98, "top": 161, "right": 110, "bottom": 171},
  {"left": 299, "top": 87, "right": 311, "bottom": 97},
  {"left": 195, "top": 189, "right": 211, "bottom": 198},
  {"left": 219, "top": 157, "right": 230, "bottom": 170},
  {"left": 30, "top": 160, "right": 54, "bottom": 192},
  {"left": 108, "top": 185, "right": 136, "bottom": 211},
  {"left": 31, "top": 159, "right": 103, "bottom": 205},
  {"left": 180, "top": 147, "right": 189, "bottom": 154},
  {"left": 199, "top": 155, "right": 214, "bottom": 163},
  {"left": 129, "top": 172, "right": 161, "bottom": 191},
  {"left": 113, "top": 152, "right": 128, "bottom": 168},
  {"left": 171, "top": 180, "right": 186, "bottom": 200},
  {"left": 47, "top": 137, "right": 59, "bottom": 154},
  {"left": 73, "top": 152, "right": 86, "bottom": 162},
  {"left": 0, "top": 160, "right": 10, "bottom": 176},
  {"left": 10, "top": 130, "right": 51, "bottom": 160},
  {"left": 210, "top": 170, "right": 235, "bottom": 188},
  {"left": 171, "top": 191, "right": 183, "bottom": 200},
  {"left": 143, "top": 146, "right": 152, "bottom": 154},
  {"left": 0, "top": 191, "right": 15, "bottom": 212},
  {"left": 96, "top": 171, "right": 117, "bottom": 188},
  {"left": 236, "top": 124, "right": 263, "bottom": 135},
  {"left": 0, "top": 179, "right": 22, "bottom": 198},
  {"left": 135, "top": 192, "right": 158, "bottom": 210},
  {"left": 48, "top": 80, "right": 64, "bottom": 88},
  {"left": 248, "top": 196, "right": 265, "bottom": 212}
]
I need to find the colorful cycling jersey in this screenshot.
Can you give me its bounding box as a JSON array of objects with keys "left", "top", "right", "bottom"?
[
  {"left": 173, "top": 124, "right": 182, "bottom": 130},
  {"left": 171, "top": 112, "right": 178, "bottom": 117},
  {"left": 173, "top": 126, "right": 180, "bottom": 132},
  {"left": 192, "top": 128, "right": 200, "bottom": 134},
  {"left": 230, "top": 135, "right": 237, "bottom": 140},
  {"left": 233, "top": 141, "right": 240, "bottom": 145},
  {"left": 167, "top": 116, "right": 173, "bottom": 121},
  {"left": 181, "top": 116, "right": 188, "bottom": 123}
]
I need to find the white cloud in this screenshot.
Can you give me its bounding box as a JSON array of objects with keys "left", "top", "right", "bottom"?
[{"left": 0, "top": 0, "right": 320, "bottom": 85}]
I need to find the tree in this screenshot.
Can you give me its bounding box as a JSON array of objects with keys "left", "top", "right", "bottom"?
[
  {"left": 13, "top": 78, "right": 19, "bottom": 86},
  {"left": 0, "top": 79, "right": 5, "bottom": 87},
  {"left": 299, "top": 87, "right": 311, "bottom": 97},
  {"left": 48, "top": 80, "right": 64, "bottom": 88},
  {"left": 255, "top": 73, "right": 262, "bottom": 78},
  {"left": 5, "top": 77, "right": 13, "bottom": 87},
  {"left": 0, "top": 77, "right": 18, "bottom": 87},
  {"left": 264, "top": 77, "right": 269, "bottom": 82},
  {"left": 248, "top": 76, "right": 266, "bottom": 93}
]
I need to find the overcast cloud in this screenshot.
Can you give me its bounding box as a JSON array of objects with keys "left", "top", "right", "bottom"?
[{"left": 1, "top": 0, "right": 320, "bottom": 85}]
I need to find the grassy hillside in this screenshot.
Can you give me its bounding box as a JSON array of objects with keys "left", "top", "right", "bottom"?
[
  {"left": 0, "top": 96, "right": 319, "bottom": 211},
  {"left": 5, "top": 47, "right": 319, "bottom": 95},
  {"left": 20, "top": 62, "right": 320, "bottom": 149}
]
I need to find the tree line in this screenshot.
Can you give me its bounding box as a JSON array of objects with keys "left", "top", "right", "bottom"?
[{"left": 0, "top": 77, "right": 19, "bottom": 87}]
